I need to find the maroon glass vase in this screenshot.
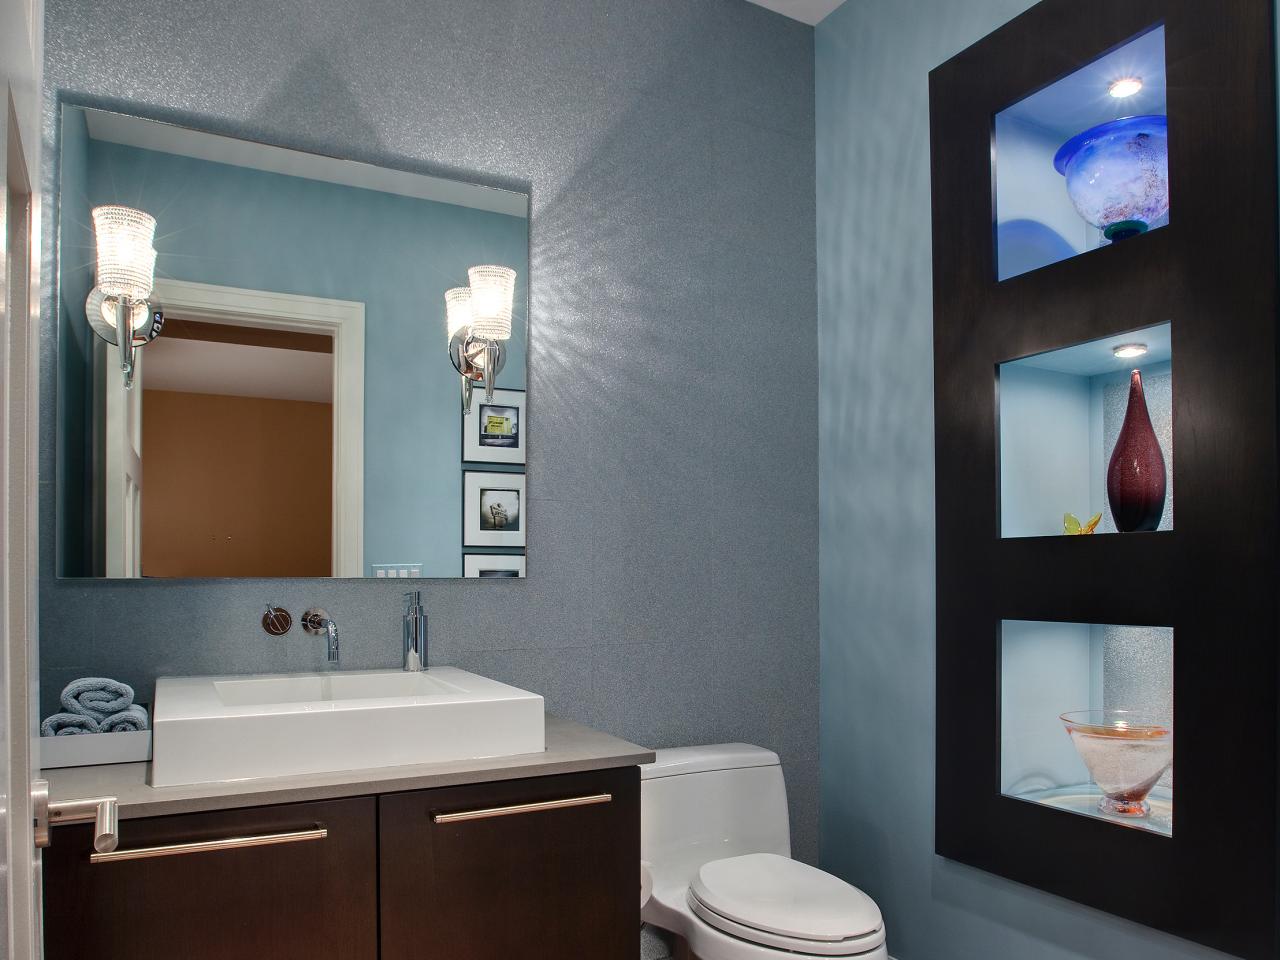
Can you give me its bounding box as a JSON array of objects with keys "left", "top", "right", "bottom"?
[{"left": 1106, "top": 369, "right": 1167, "bottom": 532}]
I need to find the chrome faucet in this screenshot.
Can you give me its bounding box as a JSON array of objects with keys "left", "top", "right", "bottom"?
[
  {"left": 403, "top": 592, "right": 428, "bottom": 671},
  {"left": 302, "top": 608, "right": 340, "bottom": 666}
]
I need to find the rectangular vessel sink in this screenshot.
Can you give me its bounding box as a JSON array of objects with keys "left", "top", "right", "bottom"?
[{"left": 151, "top": 667, "right": 545, "bottom": 787}]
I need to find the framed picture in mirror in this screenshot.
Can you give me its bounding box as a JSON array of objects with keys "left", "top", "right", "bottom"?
[
  {"left": 463, "top": 554, "right": 526, "bottom": 578},
  {"left": 463, "top": 388, "right": 525, "bottom": 465},
  {"left": 463, "top": 471, "right": 526, "bottom": 548}
]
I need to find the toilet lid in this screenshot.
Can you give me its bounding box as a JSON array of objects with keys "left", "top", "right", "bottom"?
[{"left": 689, "top": 853, "right": 883, "bottom": 943}]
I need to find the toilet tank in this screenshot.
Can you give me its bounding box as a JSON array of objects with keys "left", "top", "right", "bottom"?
[{"left": 640, "top": 744, "right": 790, "bottom": 868}]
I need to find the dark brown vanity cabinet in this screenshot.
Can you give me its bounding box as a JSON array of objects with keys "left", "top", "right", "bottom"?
[
  {"left": 42, "top": 797, "right": 379, "bottom": 960},
  {"left": 380, "top": 766, "right": 639, "bottom": 960},
  {"left": 41, "top": 767, "right": 640, "bottom": 959}
]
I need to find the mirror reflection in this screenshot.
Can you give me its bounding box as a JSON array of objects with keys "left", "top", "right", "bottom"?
[{"left": 56, "top": 106, "right": 529, "bottom": 579}]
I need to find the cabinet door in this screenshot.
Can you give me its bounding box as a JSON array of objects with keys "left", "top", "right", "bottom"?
[
  {"left": 43, "top": 797, "right": 377, "bottom": 960},
  {"left": 380, "top": 767, "right": 639, "bottom": 960}
]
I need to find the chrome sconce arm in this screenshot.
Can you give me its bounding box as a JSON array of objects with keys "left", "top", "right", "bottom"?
[
  {"left": 88, "top": 291, "right": 164, "bottom": 388},
  {"left": 448, "top": 330, "right": 508, "bottom": 414}
]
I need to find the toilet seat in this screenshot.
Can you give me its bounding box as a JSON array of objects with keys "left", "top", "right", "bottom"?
[
  {"left": 688, "top": 890, "right": 886, "bottom": 957},
  {"left": 686, "top": 853, "right": 885, "bottom": 957}
]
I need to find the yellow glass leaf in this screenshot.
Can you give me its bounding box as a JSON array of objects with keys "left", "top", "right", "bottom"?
[{"left": 1064, "top": 511, "right": 1103, "bottom": 534}]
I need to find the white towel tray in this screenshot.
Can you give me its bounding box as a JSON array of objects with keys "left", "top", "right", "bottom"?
[{"left": 41, "top": 728, "right": 152, "bottom": 769}]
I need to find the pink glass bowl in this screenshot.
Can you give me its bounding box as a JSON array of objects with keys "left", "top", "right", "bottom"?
[{"left": 1061, "top": 710, "right": 1173, "bottom": 817}]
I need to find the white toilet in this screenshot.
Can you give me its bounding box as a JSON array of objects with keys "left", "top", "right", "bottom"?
[{"left": 641, "top": 744, "right": 887, "bottom": 960}]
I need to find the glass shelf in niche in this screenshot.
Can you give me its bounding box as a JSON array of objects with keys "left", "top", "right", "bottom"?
[
  {"left": 999, "top": 322, "right": 1172, "bottom": 539},
  {"left": 994, "top": 24, "right": 1168, "bottom": 281},
  {"left": 1001, "top": 619, "right": 1173, "bottom": 837}
]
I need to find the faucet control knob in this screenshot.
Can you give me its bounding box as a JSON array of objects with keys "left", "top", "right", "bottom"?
[{"left": 262, "top": 604, "right": 292, "bottom": 637}]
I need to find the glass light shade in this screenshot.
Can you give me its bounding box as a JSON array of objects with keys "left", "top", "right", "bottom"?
[
  {"left": 1053, "top": 115, "right": 1169, "bottom": 241},
  {"left": 467, "top": 265, "right": 515, "bottom": 341},
  {"left": 445, "top": 286, "right": 473, "bottom": 343},
  {"left": 92, "top": 205, "right": 157, "bottom": 301}
]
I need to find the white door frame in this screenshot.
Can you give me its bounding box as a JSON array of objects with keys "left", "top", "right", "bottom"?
[
  {"left": 151, "top": 279, "right": 365, "bottom": 577},
  {"left": 2, "top": 0, "right": 43, "bottom": 953}
]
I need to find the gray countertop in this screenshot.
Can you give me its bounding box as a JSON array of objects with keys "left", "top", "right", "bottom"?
[{"left": 46, "top": 715, "right": 654, "bottom": 821}]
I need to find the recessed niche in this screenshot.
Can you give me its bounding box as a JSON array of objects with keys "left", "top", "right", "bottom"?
[
  {"left": 994, "top": 25, "right": 1168, "bottom": 281},
  {"left": 999, "top": 322, "right": 1172, "bottom": 539},
  {"left": 1000, "top": 619, "right": 1173, "bottom": 837}
]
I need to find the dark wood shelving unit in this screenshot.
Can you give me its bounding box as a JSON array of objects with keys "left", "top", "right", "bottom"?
[{"left": 930, "top": 0, "right": 1279, "bottom": 956}]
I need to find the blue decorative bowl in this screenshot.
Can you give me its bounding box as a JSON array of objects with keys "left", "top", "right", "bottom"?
[{"left": 1054, "top": 115, "right": 1169, "bottom": 241}]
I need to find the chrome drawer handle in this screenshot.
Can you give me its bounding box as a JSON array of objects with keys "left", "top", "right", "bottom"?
[
  {"left": 89, "top": 827, "right": 327, "bottom": 864},
  {"left": 433, "top": 793, "right": 612, "bottom": 824}
]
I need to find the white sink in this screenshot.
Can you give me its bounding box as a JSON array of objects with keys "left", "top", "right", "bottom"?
[{"left": 150, "top": 667, "right": 545, "bottom": 787}]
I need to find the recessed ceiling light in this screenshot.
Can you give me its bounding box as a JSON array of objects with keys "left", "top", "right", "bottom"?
[
  {"left": 1108, "top": 77, "right": 1143, "bottom": 99},
  {"left": 1113, "top": 343, "right": 1148, "bottom": 359}
]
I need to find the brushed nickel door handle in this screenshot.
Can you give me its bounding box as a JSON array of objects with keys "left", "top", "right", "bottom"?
[
  {"left": 89, "top": 827, "right": 327, "bottom": 864},
  {"left": 42, "top": 792, "right": 120, "bottom": 853},
  {"left": 433, "top": 793, "right": 612, "bottom": 824}
]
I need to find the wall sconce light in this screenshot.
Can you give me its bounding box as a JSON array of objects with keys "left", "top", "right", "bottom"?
[
  {"left": 85, "top": 205, "right": 164, "bottom": 389},
  {"left": 445, "top": 265, "right": 515, "bottom": 414}
]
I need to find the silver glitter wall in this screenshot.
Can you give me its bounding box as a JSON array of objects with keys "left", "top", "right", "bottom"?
[
  {"left": 1100, "top": 623, "right": 1174, "bottom": 787},
  {"left": 1100, "top": 625, "right": 1174, "bottom": 720},
  {"left": 38, "top": 0, "right": 819, "bottom": 863}
]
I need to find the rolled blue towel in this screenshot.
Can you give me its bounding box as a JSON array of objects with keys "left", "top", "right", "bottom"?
[
  {"left": 60, "top": 677, "right": 134, "bottom": 721},
  {"left": 100, "top": 704, "right": 149, "bottom": 733},
  {"left": 41, "top": 713, "right": 101, "bottom": 736}
]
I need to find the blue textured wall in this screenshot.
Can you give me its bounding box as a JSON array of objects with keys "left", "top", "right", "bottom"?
[
  {"left": 40, "top": 0, "right": 820, "bottom": 860},
  {"left": 998, "top": 365, "right": 1091, "bottom": 538},
  {"left": 817, "top": 1, "right": 1234, "bottom": 957},
  {"left": 58, "top": 135, "right": 527, "bottom": 579}
]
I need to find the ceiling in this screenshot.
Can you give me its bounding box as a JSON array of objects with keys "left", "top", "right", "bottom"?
[
  {"left": 743, "top": 0, "right": 847, "bottom": 25},
  {"left": 143, "top": 337, "right": 334, "bottom": 404}
]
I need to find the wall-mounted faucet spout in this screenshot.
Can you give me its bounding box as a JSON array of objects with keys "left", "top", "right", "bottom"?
[{"left": 302, "top": 608, "right": 340, "bottom": 666}]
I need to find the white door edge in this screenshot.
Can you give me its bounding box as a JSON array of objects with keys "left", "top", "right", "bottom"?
[{"left": 2, "top": 0, "right": 45, "bottom": 949}]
